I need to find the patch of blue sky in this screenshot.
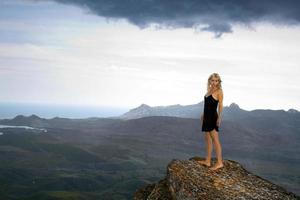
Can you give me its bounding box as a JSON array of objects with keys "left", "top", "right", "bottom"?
[{"left": 0, "top": 0, "right": 110, "bottom": 46}]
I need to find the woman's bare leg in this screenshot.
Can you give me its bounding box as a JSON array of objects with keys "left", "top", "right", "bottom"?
[
  {"left": 198, "top": 132, "right": 213, "bottom": 166},
  {"left": 209, "top": 129, "right": 224, "bottom": 170}
]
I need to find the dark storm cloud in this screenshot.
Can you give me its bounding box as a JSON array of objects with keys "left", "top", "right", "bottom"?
[{"left": 49, "top": 0, "right": 300, "bottom": 38}]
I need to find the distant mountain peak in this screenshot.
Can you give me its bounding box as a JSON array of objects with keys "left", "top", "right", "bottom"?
[
  {"left": 138, "top": 103, "right": 151, "bottom": 108},
  {"left": 130, "top": 104, "right": 152, "bottom": 112},
  {"left": 229, "top": 102, "right": 240, "bottom": 110},
  {"left": 134, "top": 157, "right": 299, "bottom": 199},
  {"left": 29, "top": 114, "right": 41, "bottom": 119},
  {"left": 13, "top": 114, "right": 41, "bottom": 120},
  {"left": 288, "top": 108, "right": 299, "bottom": 113}
]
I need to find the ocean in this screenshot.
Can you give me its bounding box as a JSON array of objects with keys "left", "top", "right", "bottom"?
[{"left": 0, "top": 102, "right": 129, "bottom": 119}]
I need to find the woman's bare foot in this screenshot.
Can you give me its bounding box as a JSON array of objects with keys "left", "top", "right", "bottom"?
[
  {"left": 197, "top": 160, "right": 211, "bottom": 167},
  {"left": 209, "top": 162, "right": 224, "bottom": 171}
]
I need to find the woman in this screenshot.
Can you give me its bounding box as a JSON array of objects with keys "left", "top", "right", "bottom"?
[{"left": 198, "top": 73, "right": 224, "bottom": 171}]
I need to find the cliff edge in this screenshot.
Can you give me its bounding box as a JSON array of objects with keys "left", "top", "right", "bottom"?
[{"left": 134, "top": 157, "right": 299, "bottom": 200}]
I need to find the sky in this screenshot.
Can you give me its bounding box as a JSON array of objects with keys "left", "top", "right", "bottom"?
[{"left": 0, "top": 0, "right": 300, "bottom": 111}]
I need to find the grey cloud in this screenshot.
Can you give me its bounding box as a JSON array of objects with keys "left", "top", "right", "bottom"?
[{"left": 49, "top": 0, "right": 300, "bottom": 38}]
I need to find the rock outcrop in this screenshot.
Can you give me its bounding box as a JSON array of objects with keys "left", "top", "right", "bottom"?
[{"left": 134, "top": 157, "right": 300, "bottom": 200}]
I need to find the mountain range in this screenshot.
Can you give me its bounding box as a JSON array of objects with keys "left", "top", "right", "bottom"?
[
  {"left": 115, "top": 101, "right": 299, "bottom": 122},
  {"left": 0, "top": 102, "right": 299, "bottom": 199}
]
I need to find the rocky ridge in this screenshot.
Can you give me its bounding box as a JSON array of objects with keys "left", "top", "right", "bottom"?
[{"left": 134, "top": 157, "right": 300, "bottom": 200}]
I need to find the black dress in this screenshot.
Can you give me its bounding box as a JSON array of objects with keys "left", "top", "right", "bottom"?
[{"left": 201, "top": 94, "right": 219, "bottom": 132}]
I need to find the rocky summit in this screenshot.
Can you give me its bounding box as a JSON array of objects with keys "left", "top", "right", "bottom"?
[{"left": 134, "top": 157, "right": 300, "bottom": 200}]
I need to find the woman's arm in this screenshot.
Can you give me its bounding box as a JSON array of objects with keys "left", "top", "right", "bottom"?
[{"left": 217, "top": 90, "right": 223, "bottom": 120}]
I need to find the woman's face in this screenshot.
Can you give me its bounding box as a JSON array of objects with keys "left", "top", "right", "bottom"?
[{"left": 210, "top": 77, "right": 219, "bottom": 87}]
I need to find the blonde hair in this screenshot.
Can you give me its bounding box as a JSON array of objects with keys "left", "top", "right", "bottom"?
[{"left": 206, "top": 73, "right": 222, "bottom": 92}]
